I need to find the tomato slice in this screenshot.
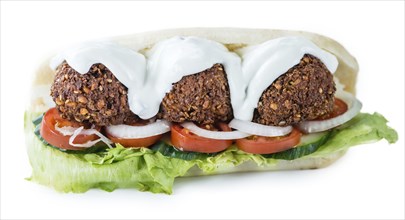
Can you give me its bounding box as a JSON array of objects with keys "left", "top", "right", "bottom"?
[
  {"left": 170, "top": 123, "right": 233, "bottom": 153},
  {"left": 40, "top": 108, "right": 99, "bottom": 150},
  {"left": 236, "top": 128, "right": 302, "bottom": 154},
  {"left": 316, "top": 98, "right": 348, "bottom": 120}
]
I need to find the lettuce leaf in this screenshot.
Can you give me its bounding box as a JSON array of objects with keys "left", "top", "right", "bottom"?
[
  {"left": 302, "top": 112, "right": 398, "bottom": 158},
  {"left": 24, "top": 112, "right": 397, "bottom": 194},
  {"left": 26, "top": 137, "right": 194, "bottom": 193}
]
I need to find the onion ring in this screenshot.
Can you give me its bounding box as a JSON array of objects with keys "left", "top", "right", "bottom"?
[
  {"left": 105, "top": 120, "right": 171, "bottom": 139},
  {"left": 298, "top": 91, "right": 362, "bottom": 133},
  {"left": 229, "top": 119, "right": 292, "bottom": 137},
  {"left": 181, "top": 122, "right": 250, "bottom": 140}
]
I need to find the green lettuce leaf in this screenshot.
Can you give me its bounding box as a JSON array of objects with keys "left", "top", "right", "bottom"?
[
  {"left": 302, "top": 112, "right": 398, "bottom": 158},
  {"left": 24, "top": 112, "right": 397, "bottom": 194}
]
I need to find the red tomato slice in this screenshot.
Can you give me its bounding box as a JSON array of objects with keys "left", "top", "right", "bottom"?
[
  {"left": 170, "top": 123, "right": 233, "bottom": 153},
  {"left": 236, "top": 128, "right": 302, "bottom": 154},
  {"left": 40, "top": 108, "right": 99, "bottom": 151},
  {"left": 316, "top": 98, "right": 348, "bottom": 120}
]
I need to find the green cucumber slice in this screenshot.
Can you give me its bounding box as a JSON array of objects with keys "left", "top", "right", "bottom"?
[
  {"left": 298, "top": 131, "right": 330, "bottom": 146},
  {"left": 262, "top": 131, "right": 331, "bottom": 160},
  {"left": 150, "top": 141, "right": 219, "bottom": 161}
]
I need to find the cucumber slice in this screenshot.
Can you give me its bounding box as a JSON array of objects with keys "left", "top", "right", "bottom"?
[
  {"left": 150, "top": 141, "right": 219, "bottom": 161},
  {"left": 262, "top": 131, "right": 331, "bottom": 160},
  {"left": 298, "top": 131, "right": 330, "bottom": 146}
]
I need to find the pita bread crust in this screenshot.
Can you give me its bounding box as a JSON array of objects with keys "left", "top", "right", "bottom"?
[{"left": 184, "top": 150, "right": 346, "bottom": 176}]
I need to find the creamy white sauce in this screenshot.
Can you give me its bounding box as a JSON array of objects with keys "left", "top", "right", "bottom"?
[
  {"left": 50, "top": 36, "right": 338, "bottom": 122},
  {"left": 50, "top": 41, "right": 146, "bottom": 97}
]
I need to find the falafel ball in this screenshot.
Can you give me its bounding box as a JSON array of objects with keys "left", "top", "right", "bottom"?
[
  {"left": 51, "top": 62, "right": 139, "bottom": 126},
  {"left": 253, "top": 54, "right": 336, "bottom": 126},
  {"left": 158, "top": 64, "right": 233, "bottom": 125}
]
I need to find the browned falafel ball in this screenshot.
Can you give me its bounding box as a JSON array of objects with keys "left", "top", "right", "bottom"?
[
  {"left": 51, "top": 62, "right": 139, "bottom": 126},
  {"left": 253, "top": 54, "right": 336, "bottom": 126},
  {"left": 158, "top": 64, "right": 233, "bottom": 125}
]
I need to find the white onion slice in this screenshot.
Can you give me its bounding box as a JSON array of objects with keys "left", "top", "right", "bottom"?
[
  {"left": 68, "top": 126, "right": 113, "bottom": 148},
  {"left": 181, "top": 122, "right": 250, "bottom": 140},
  {"left": 55, "top": 124, "right": 113, "bottom": 148},
  {"left": 229, "top": 119, "right": 292, "bottom": 137},
  {"left": 297, "top": 91, "right": 362, "bottom": 133},
  {"left": 105, "top": 120, "right": 171, "bottom": 139},
  {"left": 55, "top": 124, "right": 76, "bottom": 136}
]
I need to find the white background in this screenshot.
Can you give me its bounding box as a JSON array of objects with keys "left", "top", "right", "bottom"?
[{"left": 1, "top": 1, "right": 404, "bottom": 219}]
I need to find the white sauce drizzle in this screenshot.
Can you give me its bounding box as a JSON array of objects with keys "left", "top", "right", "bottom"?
[
  {"left": 50, "top": 36, "right": 338, "bottom": 122},
  {"left": 50, "top": 41, "right": 146, "bottom": 95}
]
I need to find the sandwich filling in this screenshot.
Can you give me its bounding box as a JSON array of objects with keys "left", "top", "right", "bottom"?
[{"left": 45, "top": 36, "right": 362, "bottom": 153}]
